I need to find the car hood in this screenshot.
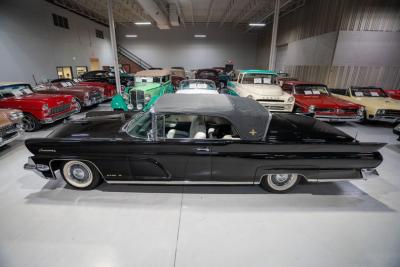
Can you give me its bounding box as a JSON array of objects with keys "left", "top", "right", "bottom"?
[
  {"left": 7, "top": 93, "right": 72, "bottom": 107},
  {"left": 352, "top": 97, "right": 400, "bottom": 109},
  {"left": 176, "top": 89, "right": 219, "bottom": 94},
  {"left": 239, "top": 84, "right": 283, "bottom": 96},
  {"left": 128, "top": 83, "right": 161, "bottom": 92},
  {"left": 48, "top": 115, "right": 129, "bottom": 140},
  {"left": 295, "top": 95, "right": 360, "bottom": 108}
]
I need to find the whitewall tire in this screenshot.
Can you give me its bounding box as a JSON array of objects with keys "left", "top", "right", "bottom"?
[
  {"left": 61, "top": 160, "right": 102, "bottom": 190},
  {"left": 260, "top": 173, "right": 299, "bottom": 193}
]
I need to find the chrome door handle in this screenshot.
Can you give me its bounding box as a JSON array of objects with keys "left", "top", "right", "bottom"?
[{"left": 195, "top": 147, "right": 210, "bottom": 152}]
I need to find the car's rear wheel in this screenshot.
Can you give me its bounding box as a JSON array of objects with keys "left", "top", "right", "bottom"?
[
  {"left": 260, "top": 173, "right": 299, "bottom": 193},
  {"left": 61, "top": 160, "right": 102, "bottom": 190},
  {"left": 22, "top": 113, "right": 40, "bottom": 132}
]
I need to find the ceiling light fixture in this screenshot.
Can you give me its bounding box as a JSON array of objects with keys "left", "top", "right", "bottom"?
[
  {"left": 125, "top": 34, "right": 138, "bottom": 38},
  {"left": 135, "top": 22, "right": 151, "bottom": 25},
  {"left": 194, "top": 34, "right": 207, "bottom": 38},
  {"left": 249, "top": 23, "right": 266, "bottom": 27}
]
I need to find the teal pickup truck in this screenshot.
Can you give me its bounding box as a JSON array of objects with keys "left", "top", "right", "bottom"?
[{"left": 111, "top": 69, "right": 174, "bottom": 111}]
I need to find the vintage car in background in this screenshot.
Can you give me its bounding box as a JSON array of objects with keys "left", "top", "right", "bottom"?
[
  {"left": 212, "top": 67, "right": 232, "bottom": 88},
  {"left": 170, "top": 68, "right": 186, "bottom": 88},
  {"left": 77, "top": 80, "right": 116, "bottom": 100},
  {"left": 227, "top": 70, "right": 294, "bottom": 112},
  {"left": 24, "top": 94, "right": 384, "bottom": 193},
  {"left": 0, "top": 108, "right": 24, "bottom": 147},
  {"left": 195, "top": 69, "right": 222, "bottom": 88},
  {"left": 0, "top": 82, "right": 79, "bottom": 131},
  {"left": 394, "top": 124, "right": 400, "bottom": 141},
  {"left": 331, "top": 86, "right": 400, "bottom": 123},
  {"left": 34, "top": 79, "right": 104, "bottom": 111},
  {"left": 80, "top": 70, "right": 134, "bottom": 87},
  {"left": 111, "top": 69, "right": 174, "bottom": 111},
  {"left": 385, "top": 90, "right": 400, "bottom": 100},
  {"left": 282, "top": 81, "right": 364, "bottom": 122},
  {"left": 277, "top": 76, "right": 298, "bottom": 87},
  {"left": 176, "top": 79, "right": 219, "bottom": 94}
]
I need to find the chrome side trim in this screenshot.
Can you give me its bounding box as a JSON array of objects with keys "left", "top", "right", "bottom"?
[
  {"left": 305, "top": 178, "right": 354, "bottom": 182},
  {"left": 106, "top": 180, "right": 255, "bottom": 185}
]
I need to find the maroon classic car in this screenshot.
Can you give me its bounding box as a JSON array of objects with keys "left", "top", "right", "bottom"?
[
  {"left": 385, "top": 90, "right": 400, "bottom": 100},
  {"left": 35, "top": 79, "right": 104, "bottom": 111},
  {"left": 0, "top": 82, "right": 79, "bottom": 131},
  {"left": 282, "top": 81, "right": 364, "bottom": 122},
  {"left": 195, "top": 69, "right": 221, "bottom": 88}
]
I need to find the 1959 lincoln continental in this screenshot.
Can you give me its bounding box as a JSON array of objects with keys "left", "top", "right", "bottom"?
[{"left": 24, "top": 94, "right": 384, "bottom": 193}]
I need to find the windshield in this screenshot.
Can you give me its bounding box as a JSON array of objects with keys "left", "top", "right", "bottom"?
[
  {"left": 58, "top": 81, "right": 74, "bottom": 87},
  {"left": 295, "top": 85, "right": 329, "bottom": 95},
  {"left": 179, "top": 80, "right": 216, "bottom": 90},
  {"left": 241, "top": 73, "right": 277, "bottom": 85},
  {"left": 135, "top": 76, "right": 161, "bottom": 83},
  {"left": 125, "top": 112, "right": 152, "bottom": 138},
  {"left": 351, "top": 88, "right": 386, "bottom": 97},
  {"left": 0, "top": 84, "right": 34, "bottom": 98}
]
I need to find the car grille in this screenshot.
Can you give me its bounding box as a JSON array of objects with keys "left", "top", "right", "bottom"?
[
  {"left": 315, "top": 108, "right": 358, "bottom": 113},
  {"left": 49, "top": 104, "right": 71, "bottom": 115},
  {"left": 256, "top": 99, "right": 284, "bottom": 102},
  {"left": 265, "top": 106, "right": 285, "bottom": 110},
  {"left": 383, "top": 109, "right": 400, "bottom": 117},
  {"left": 130, "top": 90, "right": 145, "bottom": 109},
  {"left": 315, "top": 108, "right": 335, "bottom": 112},
  {"left": 0, "top": 123, "right": 18, "bottom": 138}
]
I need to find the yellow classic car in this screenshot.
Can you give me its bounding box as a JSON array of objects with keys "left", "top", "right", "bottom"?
[{"left": 331, "top": 86, "right": 400, "bottom": 123}]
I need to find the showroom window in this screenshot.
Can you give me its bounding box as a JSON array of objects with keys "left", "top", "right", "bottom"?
[
  {"left": 56, "top": 66, "right": 73, "bottom": 79},
  {"left": 95, "top": 29, "right": 104, "bottom": 39},
  {"left": 52, "top": 14, "right": 69, "bottom": 29}
]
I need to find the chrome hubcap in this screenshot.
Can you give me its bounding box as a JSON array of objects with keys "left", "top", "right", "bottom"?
[
  {"left": 22, "top": 116, "right": 35, "bottom": 131},
  {"left": 266, "top": 173, "right": 298, "bottom": 191}
]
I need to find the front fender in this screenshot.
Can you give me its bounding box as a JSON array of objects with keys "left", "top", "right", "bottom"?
[{"left": 111, "top": 94, "right": 128, "bottom": 111}]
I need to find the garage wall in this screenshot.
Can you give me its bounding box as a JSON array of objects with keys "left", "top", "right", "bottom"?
[
  {"left": 0, "top": 0, "right": 113, "bottom": 84},
  {"left": 117, "top": 26, "right": 257, "bottom": 70},
  {"left": 256, "top": 0, "right": 400, "bottom": 89}
]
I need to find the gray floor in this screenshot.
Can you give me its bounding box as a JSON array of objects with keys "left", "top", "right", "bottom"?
[{"left": 1, "top": 105, "right": 400, "bottom": 267}]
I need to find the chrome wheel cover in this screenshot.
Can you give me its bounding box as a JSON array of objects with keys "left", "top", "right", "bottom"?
[
  {"left": 63, "top": 161, "right": 93, "bottom": 188},
  {"left": 267, "top": 174, "right": 298, "bottom": 191},
  {"left": 75, "top": 100, "right": 82, "bottom": 112}
]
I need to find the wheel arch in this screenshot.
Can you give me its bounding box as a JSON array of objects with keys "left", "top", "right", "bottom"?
[
  {"left": 49, "top": 159, "right": 105, "bottom": 180},
  {"left": 254, "top": 167, "right": 311, "bottom": 184}
]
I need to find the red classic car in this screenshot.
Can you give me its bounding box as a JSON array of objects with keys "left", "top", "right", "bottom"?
[
  {"left": 282, "top": 81, "right": 364, "bottom": 122},
  {"left": 385, "top": 90, "right": 400, "bottom": 100},
  {"left": 0, "top": 82, "right": 79, "bottom": 131},
  {"left": 77, "top": 80, "right": 117, "bottom": 100},
  {"left": 35, "top": 79, "right": 104, "bottom": 111}
]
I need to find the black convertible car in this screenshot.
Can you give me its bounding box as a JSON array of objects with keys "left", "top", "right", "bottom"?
[{"left": 24, "top": 94, "right": 384, "bottom": 193}]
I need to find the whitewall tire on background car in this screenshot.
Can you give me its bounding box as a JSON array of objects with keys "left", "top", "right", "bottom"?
[
  {"left": 61, "top": 160, "right": 102, "bottom": 190},
  {"left": 260, "top": 173, "right": 299, "bottom": 193}
]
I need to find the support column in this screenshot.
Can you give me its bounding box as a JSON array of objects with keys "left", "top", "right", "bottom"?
[
  {"left": 268, "top": 0, "right": 280, "bottom": 71},
  {"left": 107, "top": 0, "right": 122, "bottom": 94}
]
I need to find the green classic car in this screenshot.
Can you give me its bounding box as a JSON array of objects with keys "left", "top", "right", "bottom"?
[{"left": 111, "top": 69, "right": 174, "bottom": 111}]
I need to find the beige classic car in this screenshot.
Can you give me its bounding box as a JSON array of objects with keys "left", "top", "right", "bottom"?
[
  {"left": 331, "top": 86, "right": 400, "bottom": 123},
  {"left": 0, "top": 108, "right": 24, "bottom": 147},
  {"left": 227, "top": 70, "right": 294, "bottom": 112}
]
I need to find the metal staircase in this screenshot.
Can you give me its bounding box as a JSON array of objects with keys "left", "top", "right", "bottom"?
[{"left": 117, "top": 45, "right": 152, "bottom": 70}]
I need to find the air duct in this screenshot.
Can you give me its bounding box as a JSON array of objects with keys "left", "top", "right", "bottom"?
[{"left": 136, "top": 0, "right": 170, "bottom": 29}]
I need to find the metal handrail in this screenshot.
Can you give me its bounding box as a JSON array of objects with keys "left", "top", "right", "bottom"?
[{"left": 117, "top": 45, "right": 152, "bottom": 69}]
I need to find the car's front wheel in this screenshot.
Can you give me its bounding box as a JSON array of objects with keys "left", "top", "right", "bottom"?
[
  {"left": 61, "top": 160, "right": 102, "bottom": 190},
  {"left": 260, "top": 173, "right": 299, "bottom": 193},
  {"left": 22, "top": 113, "right": 40, "bottom": 132}
]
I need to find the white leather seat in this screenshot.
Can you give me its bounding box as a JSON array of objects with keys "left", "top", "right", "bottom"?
[{"left": 189, "top": 116, "right": 206, "bottom": 139}]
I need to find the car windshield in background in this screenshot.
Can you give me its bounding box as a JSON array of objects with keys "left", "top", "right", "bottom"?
[
  {"left": 135, "top": 76, "right": 161, "bottom": 83},
  {"left": 125, "top": 112, "right": 152, "bottom": 139},
  {"left": 295, "top": 85, "right": 329, "bottom": 95},
  {"left": 0, "top": 84, "right": 34, "bottom": 98},
  {"left": 242, "top": 73, "right": 276, "bottom": 85},
  {"left": 179, "top": 80, "right": 216, "bottom": 90},
  {"left": 198, "top": 71, "right": 217, "bottom": 79},
  {"left": 351, "top": 88, "right": 386, "bottom": 97},
  {"left": 59, "top": 81, "right": 74, "bottom": 87}
]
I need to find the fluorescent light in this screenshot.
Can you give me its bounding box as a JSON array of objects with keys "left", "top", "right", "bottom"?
[
  {"left": 135, "top": 22, "right": 151, "bottom": 25},
  {"left": 194, "top": 34, "right": 207, "bottom": 38},
  {"left": 249, "top": 23, "right": 266, "bottom": 27},
  {"left": 125, "top": 34, "right": 138, "bottom": 38}
]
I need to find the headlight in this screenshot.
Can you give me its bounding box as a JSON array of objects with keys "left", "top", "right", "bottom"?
[
  {"left": 288, "top": 96, "right": 294, "bottom": 102},
  {"left": 127, "top": 104, "right": 134, "bottom": 110},
  {"left": 42, "top": 104, "right": 49, "bottom": 111},
  {"left": 308, "top": 105, "right": 315, "bottom": 113},
  {"left": 144, "top": 94, "right": 151, "bottom": 102},
  {"left": 376, "top": 109, "right": 385, "bottom": 115},
  {"left": 122, "top": 93, "right": 129, "bottom": 100},
  {"left": 247, "top": 95, "right": 253, "bottom": 99}
]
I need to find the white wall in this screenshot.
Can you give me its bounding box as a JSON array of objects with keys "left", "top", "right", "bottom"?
[
  {"left": 0, "top": 0, "right": 113, "bottom": 84},
  {"left": 117, "top": 26, "right": 257, "bottom": 70}
]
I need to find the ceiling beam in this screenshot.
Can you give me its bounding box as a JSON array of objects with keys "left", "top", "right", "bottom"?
[
  {"left": 219, "top": 0, "right": 237, "bottom": 27},
  {"left": 206, "top": 0, "right": 215, "bottom": 27}
]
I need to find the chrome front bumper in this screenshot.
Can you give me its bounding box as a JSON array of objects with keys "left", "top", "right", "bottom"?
[
  {"left": 369, "top": 115, "right": 400, "bottom": 123},
  {"left": 316, "top": 115, "right": 363, "bottom": 122},
  {"left": 0, "top": 125, "right": 23, "bottom": 147},
  {"left": 41, "top": 108, "right": 79, "bottom": 124},
  {"left": 258, "top": 102, "right": 294, "bottom": 112}
]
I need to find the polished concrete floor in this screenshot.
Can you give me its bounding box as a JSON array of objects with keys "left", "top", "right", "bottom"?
[{"left": 1, "top": 105, "right": 400, "bottom": 267}]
